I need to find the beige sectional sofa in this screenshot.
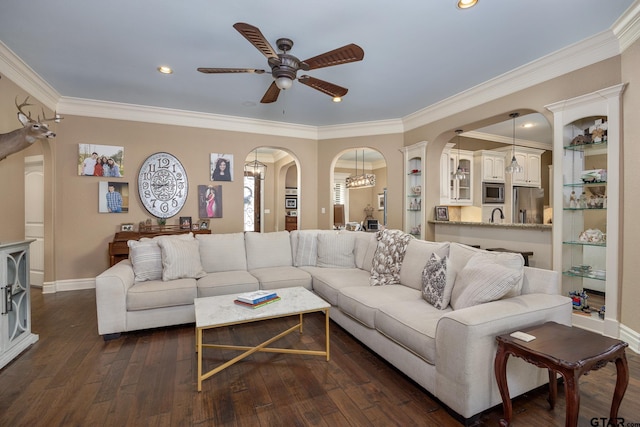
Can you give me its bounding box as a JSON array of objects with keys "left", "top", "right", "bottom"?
[{"left": 95, "top": 229, "right": 571, "bottom": 423}]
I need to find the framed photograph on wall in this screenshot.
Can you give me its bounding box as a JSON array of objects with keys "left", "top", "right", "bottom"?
[
  {"left": 377, "top": 193, "right": 385, "bottom": 210},
  {"left": 79, "top": 144, "right": 124, "bottom": 177},
  {"left": 435, "top": 206, "right": 449, "bottom": 221},
  {"left": 285, "top": 197, "right": 297, "bottom": 209},
  {"left": 198, "top": 185, "right": 222, "bottom": 218},
  {"left": 98, "top": 181, "right": 129, "bottom": 213},
  {"left": 210, "top": 153, "right": 233, "bottom": 182}
]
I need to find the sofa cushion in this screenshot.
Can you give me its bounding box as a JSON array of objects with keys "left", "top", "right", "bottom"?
[
  {"left": 302, "top": 266, "right": 370, "bottom": 305},
  {"left": 196, "top": 232, "right": 247, "bottom": 273},
  {"left": 127, "top": 233, "right": 193, "bottom": 282},
  {"left": 317, "top": 233, "right": 356, "bottom": 268},
  {"left": 294, "top": 230, "right": 319, "bottom": 267},
  {"left": 127, "top": 278, "right": 197, "bottom": 311},
  {"left": 449, "top": 242, "right": 524, "bottom": 298},
  {"left": 399, "top": 240, "right": 450, "bottom": 290},
  {"left": 245, "top": 231, "right": 293, "bottom": 269},
  {"left": 349, "top": 231, "right": 377, "bottom": 270},
  {"left": 196, "top": 271, "right": 259, "bottom": 297},
  {"left": 157, "top": 237, "right": 206, "bottom": 281},
  {"left": 375, "top": 299, "right": 451, "bottom": 364},
  {"left": 450, "top": 254, "right": 521, "bottom": 310},
  {"left": 248, "top": 266, "right": 312, "bottom": 290},
  {"left": 421, "top": 253, "right": 454, "bottom": 310},
  {"left": 338, "top": 285, "right": 421, "bottom": 328},
  {"left": 370, "top": 229, "right": 413, "bottom": 286}
]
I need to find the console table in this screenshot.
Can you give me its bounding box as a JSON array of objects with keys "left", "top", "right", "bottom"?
[
  {"left": 494, "top": 322, "right": 628, "bottom": 427},
  {"left": 108, "top": 227, "right": 211, "bottom": 266}
]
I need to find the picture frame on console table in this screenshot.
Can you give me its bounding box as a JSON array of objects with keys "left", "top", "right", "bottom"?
[
  {"left": 180, "top": 216, "right": 192, "bottom": 230},
  {"left": 285, "top": 197, "right": 297, "bottom": 209},
  {"left": 435, "top": 206, "right": 449, "bottom": 221}
]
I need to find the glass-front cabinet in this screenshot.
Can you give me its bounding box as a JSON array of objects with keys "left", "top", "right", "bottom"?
[
  {"left": 440, "top": 143, "right": 473, "bottom": 206},
  {"left": 402, "top": 141, "right": 427, "bottom": 239},
  {"left": 547, "top": 83, "right": 625, "bottom": 337}
]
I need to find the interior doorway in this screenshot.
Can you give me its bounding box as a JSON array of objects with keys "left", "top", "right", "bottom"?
[{"left": 24, "top": 155, "right": 44, "bottom": 287}]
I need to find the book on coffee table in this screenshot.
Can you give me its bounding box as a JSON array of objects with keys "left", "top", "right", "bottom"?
[
  {"left": 234, "top": 296, "right": 281, "bottom": 309},
  {"left": 236, "top": 290, "right": 278, "bottom": 305}
]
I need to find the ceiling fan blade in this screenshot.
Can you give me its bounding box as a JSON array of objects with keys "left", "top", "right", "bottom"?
[
  {"left": 301, "top": 44, "right": 364, "bottom": 71},
  {"left": 233, "top": 22, "right": 278, "bottom": 59},
  {"left": 197, "top": 67, "right": 266, "bottom": 74},
  {"left": 260, "top": 81, "right": 281, "bottom": 104},
  {"left": 298, "top": 75, "right": 348, "bottom": 98}
]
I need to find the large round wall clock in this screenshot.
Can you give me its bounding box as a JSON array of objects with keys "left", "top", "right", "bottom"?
[{"left": 137, "top": 152, "right": 188, "bottom": 218}]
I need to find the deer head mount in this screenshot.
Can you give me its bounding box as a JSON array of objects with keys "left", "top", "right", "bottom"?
[{"left": 0, "top": 96, "right": 61, "bottom": 161}]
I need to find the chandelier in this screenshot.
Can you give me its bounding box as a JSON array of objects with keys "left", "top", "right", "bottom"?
[
  {"left": 346, "top": 149, "right": 376, "bottom": 189},
  {"left": 244, "top": 149, "right": 267, "bottom": 180}
]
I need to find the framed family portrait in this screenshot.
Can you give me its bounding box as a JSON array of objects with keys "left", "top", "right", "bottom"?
[
  {"left": 199, "top": 219, "right": 210, "bottom": 230},
  {"left": 180, "top": 216, "right": 192, "bottom": 230},
  {"left": 435, "top": 206, "right": 449, "bottom": 221},
  {"left": 79, "top": 144, "right": 124, "bottom": 177},
  {"left": 98, "top": 181, "right": 129, "bottom": 213},
  {"left": 210, "top": 153, "right": 233, "bottom": 182}
]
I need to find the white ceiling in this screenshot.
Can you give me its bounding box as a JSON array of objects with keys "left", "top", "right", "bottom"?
[{"left": 0, "top": 1, "right": 634, "bottom": 130}]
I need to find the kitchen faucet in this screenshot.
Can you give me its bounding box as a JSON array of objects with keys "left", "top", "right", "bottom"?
[{"left": 490, "top": 207, "right": 504, "bottom": 223}]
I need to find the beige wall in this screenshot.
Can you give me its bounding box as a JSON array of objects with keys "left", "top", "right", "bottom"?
[
  {"left": 621, "top": 38, "right": 640, "bottom": 333},
  {"left": 1, "top": 41, "right": 639, "bottom": 335}
]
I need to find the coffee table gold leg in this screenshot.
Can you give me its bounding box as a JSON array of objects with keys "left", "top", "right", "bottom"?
[
  {"left": 325, "top": 308, "right": 330, "bottom": 361},
  {"left": 299, "top": 313, "right": 304, "bottom": 334},
  {"left": 197, "top": 327, "right": 203, "bottom": 392}
]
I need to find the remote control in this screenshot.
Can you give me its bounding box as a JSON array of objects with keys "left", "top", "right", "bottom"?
[{"left": 510, "top": 331, "right": 536, "bottom": 342}]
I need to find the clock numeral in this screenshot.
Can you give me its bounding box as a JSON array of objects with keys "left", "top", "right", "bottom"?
[
  {"left": 171, "top": 199, "right": 179, "bottom": 208},
  {"left": 175, "top": 172, "right": 183, "bottom": 180},
  {"left": 146, "top": 164, "right": 156, "bottom": 173},
  {"left": 158, "top": 158, "right": 170, "bottom": 169},
  {"left": 142, "top": 182, "right": 149, "bottom": 190},
  {"left": 142, "top": 172, "right": 153, "bottom": 180},
  {"left": 160, "top": 202, "right": 169, "bottom": 213}
]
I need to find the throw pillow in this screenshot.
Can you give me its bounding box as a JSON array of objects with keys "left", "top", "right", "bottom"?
[
  {"left": 294, "top": 231, "right": 319, "bottom": 267},
  {"left": 157, "top": 237, "right": 206, "bottom": 281},
  {"left": 128, "top": 239, "right": 163, "bottom": 282},
  {"left": 369, "top": 229, "right": 413, "bottom": 286},
  {"left": 421, "top": 253, "right": 454, "bottom": 309},
  {"left": 316, "top": 233, "right": 356, "bottom": 268},
  {"left": 450, "top": 254, "right": 521, "bottom": 310}
]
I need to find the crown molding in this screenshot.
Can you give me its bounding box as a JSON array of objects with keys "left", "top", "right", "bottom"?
[
  {"left": 613, "top": 0, "right": 640, "bottom": 52},
  {"left": 56, "top": 97, "right": 320, "bottom": 139},
  {"left": 317, "top": 119, "right": 404, "bottom": 140},
  {"left": 402, "top": 30, "right": 623, "bottom": 132},
  {"left": 0, "top": 41, "right": 59, "bottom": 111},
  {"left": 463, "top": 130, "right": 552, "bottom": 151}
]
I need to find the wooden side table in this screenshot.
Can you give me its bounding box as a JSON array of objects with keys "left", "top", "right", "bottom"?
[{"left": 494, "top": 322, "right": 628, "bottom": 427}]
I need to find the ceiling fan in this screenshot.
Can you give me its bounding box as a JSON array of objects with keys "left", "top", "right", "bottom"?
[{"left": 197, "top": 22, "right": 364, "bottom": 103}]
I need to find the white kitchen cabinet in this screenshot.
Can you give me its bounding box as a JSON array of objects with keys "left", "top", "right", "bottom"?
[
  {"left": 1, "top": 240, "right": 39, "bottom": 370},
  {"left": 441, "top": 144, "right": 473, "bottom": 206},
  {"left": 509, "top": 148, "right": 543, "bottom": 187},
  {"left": 475, "top": 150, "right": 506, "bottom": 182},
  {"left": 547, "top": 83, "right": 625, "bottom": 337}
]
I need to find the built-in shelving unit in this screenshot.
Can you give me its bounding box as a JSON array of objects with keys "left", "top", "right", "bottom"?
[
  {"left": 547, "top": 83, "right": 625, "bottom": 337},
  {"left": 402, "top": 141, "right": 427, "bottom": 239}
]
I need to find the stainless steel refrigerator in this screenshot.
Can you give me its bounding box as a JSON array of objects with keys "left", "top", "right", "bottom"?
[{"left": 512, "top": 187, "right": 544, "bottom": 224}]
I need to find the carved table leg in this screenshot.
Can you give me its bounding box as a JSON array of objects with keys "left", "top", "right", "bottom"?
[
  {"left": 547, "top": 369, "right": 557, "bottom": 410},
  {"left": 494, "top": 344, "right": 512, "bottom": 427},
  {"left": 610, "top": 354, "right": 629, "bottom": 423},
  {"left": 563, "top": 371, "right": 580, "bottom": 427}
]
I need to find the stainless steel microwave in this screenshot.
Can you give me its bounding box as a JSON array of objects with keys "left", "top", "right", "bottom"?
[{"left": 482, "top": 182, "right": 505, "bottom": 204}]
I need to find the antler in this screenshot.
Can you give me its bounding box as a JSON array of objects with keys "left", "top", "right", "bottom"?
[
  {"left": 38, "top": 108, "right": 62, "bottom": 123},
  {"left": 15, "top": 96, "right": 34, "bottom": 121}
]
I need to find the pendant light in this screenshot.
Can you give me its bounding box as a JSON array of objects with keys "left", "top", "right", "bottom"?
[
  {"left": 346, "top": 149, "right": 376, "bottom": 189},
  {"left": 505, "top": 112, "right": 524, "bottom": 174},
  {"left": 244, "top": 149, "right": 267, "bottom": 180},
  {"left": 452, "top": 129, "right": 466, "bottom": 180}
]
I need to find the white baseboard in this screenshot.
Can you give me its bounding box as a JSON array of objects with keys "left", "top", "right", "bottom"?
[
  {"left": 620, "top": 324, "right": 640, "bottom": 355},
  {"left": 42, "top": 278, "right": 95, "bottom": 294}
]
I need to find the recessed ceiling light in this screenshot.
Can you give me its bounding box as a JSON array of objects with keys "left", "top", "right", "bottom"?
[
  {"left": 157, "top": 66, "right": 173, "bottom": 74},
  {"left": 457, "top": 0, "right": 478, "bottom": 9},
  {"left": 522, "top": 123, "right": 534, "bottom": 128}
]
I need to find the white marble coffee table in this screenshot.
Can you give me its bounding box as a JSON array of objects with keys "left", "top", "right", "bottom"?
[{"left": 194, "top": 287, "right": 331, "bottom": 391}]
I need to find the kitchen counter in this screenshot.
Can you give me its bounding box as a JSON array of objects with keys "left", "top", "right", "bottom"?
[
  {"left": 429, "top": 220, "right": 551, "bottom": 230},
  {"left": 430, "top": 221, "right": 552, "bottom": 269}
]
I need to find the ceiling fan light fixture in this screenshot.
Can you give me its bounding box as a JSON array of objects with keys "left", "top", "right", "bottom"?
[
  {"left": 275, "top": 76, "right": 293, "bottom": 90},
  {"left": 332, "top": 96, "right": 342, "bottom": 103},
  {"left": 457, "top": 0, "right": 478, "bottom": 9}
]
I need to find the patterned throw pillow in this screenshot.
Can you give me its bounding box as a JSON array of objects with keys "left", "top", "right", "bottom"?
[
  {"left": 369, "top": 229, "right": 413, "bottom": 286},
  {"left": 421, "top": 253, "right": 453, "bottom": 309}
]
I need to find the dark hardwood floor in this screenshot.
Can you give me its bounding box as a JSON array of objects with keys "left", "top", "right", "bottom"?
[{"left": 0, "top": 289, "right": 638, "bottom": 426}]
